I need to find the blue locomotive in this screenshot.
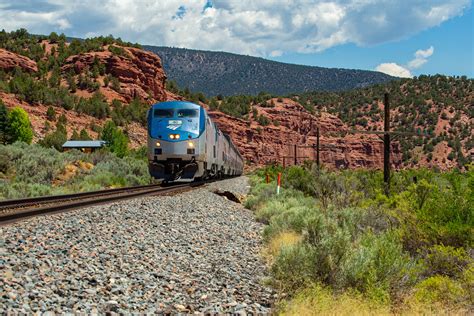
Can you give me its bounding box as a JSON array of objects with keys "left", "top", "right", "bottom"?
[{"left": 147, "top": 101, "right": 244, "bottom": 181}]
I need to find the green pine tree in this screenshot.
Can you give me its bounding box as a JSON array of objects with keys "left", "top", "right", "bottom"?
[
  {"left": 71, "top": 129, "right": 80, "bottom": 140},
  {"left": 79, "top": 129, "right": 92, "bottom": 140},
  {"left": 46, "top": 106, "right": 56, "bottom": 121},
  {"left": 100, "top": 120, "right": 128, "bottom": 157}
]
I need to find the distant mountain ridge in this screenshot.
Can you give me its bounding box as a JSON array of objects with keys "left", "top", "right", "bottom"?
[{"left": 144, "top": 45, "right": 395, "bottom": 96}]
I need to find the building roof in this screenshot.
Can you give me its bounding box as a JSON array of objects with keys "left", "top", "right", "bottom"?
[{"left": 62, "top": 140, "right": 107, "bottom": 148}]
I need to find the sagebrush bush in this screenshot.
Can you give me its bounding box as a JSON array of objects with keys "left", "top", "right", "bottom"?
[
  {"left": 0, "top": 182, "right": 52, "bottom": 199},
  {"left": 271, "top": 243, "right": 318, "bottom": 291},
  {"left": 244, "top": 182, "right": 277, "bottom": 211},
  {"left": 0, "top": 142, "right": 152, "bottom": 199},
  {"left": 338, "top": 231, "right": 414, "bottom": 302},
  {"left": 247, "top": 162, "right": 473, "bottom": 312}
]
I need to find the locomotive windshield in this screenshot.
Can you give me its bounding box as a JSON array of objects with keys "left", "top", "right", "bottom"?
[
  {"left": 149, "top": 101, "right": 203, "bottom": 139},
  {"left": 177, "top": 109, "right": 198, "bottom": 118},
  {"left": 154, "top": 109, "right": 174, "bottom": 118}
]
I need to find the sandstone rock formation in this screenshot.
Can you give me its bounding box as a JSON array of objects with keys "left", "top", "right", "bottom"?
[
  {"left": 62, "top": 46, "right": 168, "bottom": 103},
  {"left": 208, "top": 98, "right": 402, "bottom": 170},
  {"left": 0, "top": 49, "right": 38, "bottom": 73}
]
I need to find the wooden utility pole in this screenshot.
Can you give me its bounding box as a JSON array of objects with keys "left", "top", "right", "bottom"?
[
  {"left": 316, "top": 127, "right": 320, "bottom": 167},
  {"left": 329, "top": 92, "right": 430, "bottom": 195}
]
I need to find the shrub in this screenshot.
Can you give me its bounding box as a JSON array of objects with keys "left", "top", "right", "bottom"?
[
  {"left": 100, "top": 121, "right": 129, "bottom": 158},
  {"left": 247, "top": 163, "right": 472, "bottom": 311},
  {"left": 272, "top": 243, "right": 318, "bottom": 291},
  {"left": 422, "top": 245, "right": 471, "bottom": 278},
  {"left": 265, "top": 231, "right": 302, "bottom": 261},
  {"left": 39, "top": 124, "right": 67, "bottom": 151},
  {"left": 339, "top": 231, "right": 413, "bottom": 302},
  {"left": 283, "top": 166, "right": 314, "bottom": 195},
  {"left": 79, "top": 129, "right": 92, "bottom": 140},
  {"left": 110, "top": 76, "right": 121, "bottom": 92},
  {"left": 244, "top": 182, "right": 276, "bottom": 211},
  {"left": 0, "top": 142, "right": 151, "bottom": 199},
  {"left": 6, "top": 107, "right": 33, "bottom": 144},
  {"left": 46, "top": 106, "right": 56, "bottom": 121},
  {"left": 412, "top": 275, "right": 468, "bottom": 307}
]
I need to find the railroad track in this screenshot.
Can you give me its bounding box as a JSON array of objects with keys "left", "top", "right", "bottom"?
[{"left": 0, "top": 181, "right": 209, "bottom": 224}]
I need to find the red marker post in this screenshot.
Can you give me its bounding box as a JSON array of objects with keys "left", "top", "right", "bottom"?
[{"left": 277, "top": 172, "right": 281, "bottom": 195}]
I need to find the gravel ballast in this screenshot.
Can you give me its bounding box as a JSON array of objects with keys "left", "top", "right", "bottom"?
[{"left": 0, "top": 177, "right": 274, "bottom": 314}]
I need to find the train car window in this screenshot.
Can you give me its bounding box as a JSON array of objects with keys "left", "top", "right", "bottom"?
[
  {"left": 154, "top": 109, "right": 174, "bottom": 118},
  {"left": 177, "top": 109, "right": 198, "bottom": 117}
]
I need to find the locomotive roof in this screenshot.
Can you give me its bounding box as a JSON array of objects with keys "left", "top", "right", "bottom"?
[{"left": 152, "top": 101, "right": 200, "bottom": 108}]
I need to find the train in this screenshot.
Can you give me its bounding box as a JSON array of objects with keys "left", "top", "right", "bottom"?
[{"left": 147, "top": 101, "right": 244, "bottom": 181}]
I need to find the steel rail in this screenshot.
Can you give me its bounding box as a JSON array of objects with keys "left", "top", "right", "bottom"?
[
  {"left": 0, "top": 183, "right": 162, "bottom": 209},
  {"left": 0, "top": 181, "right": 209, "bottom": 224}
]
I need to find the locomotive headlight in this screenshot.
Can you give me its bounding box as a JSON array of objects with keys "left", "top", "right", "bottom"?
[
  {"left": 175, "top": 134, "right": 180, "bottom": 139},
  {"left": 155, "top": 141, "right": 161, "bottom": 147},
  {"left": 169, "top": 134, "right": 175, "bottom": 139},
  {"left": 188, "top": 141, "right": 194, "bottom": 148}
]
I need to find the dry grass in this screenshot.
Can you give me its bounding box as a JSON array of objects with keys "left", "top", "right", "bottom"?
[
  {"left": 279, "top": 284, "right": 391, "bottom": 316},
  {"left": 264, "top": 231, "right": 302, "bottom": 264},
  {"left": 279, "top": 285, "right": 471, "bottom": 316},
  {"left": 53, "top": 160, "right": 94, "bottom": 186}
]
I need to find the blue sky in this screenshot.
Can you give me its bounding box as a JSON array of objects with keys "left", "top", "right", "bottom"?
[
  {"left": 270, "top": 6, "right": 473, "bottom": 77},
  {"left": 0, "top": 0, "right": 472, "bottom": 77}
]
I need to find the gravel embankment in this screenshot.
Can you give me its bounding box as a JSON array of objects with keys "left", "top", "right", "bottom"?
[{"left": 0, "top": 177, "right": 274, "bottom": 314}]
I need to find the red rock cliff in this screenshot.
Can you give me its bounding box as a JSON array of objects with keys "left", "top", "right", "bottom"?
[
  {"left": 208, "top": 98, "right": 402, "bottom": 170},
  {"left": 0, "top": 49, "right": 38, "bottom": 73},
  {"left": 62, "top": 46, "right": 168, "bottom": 103}
]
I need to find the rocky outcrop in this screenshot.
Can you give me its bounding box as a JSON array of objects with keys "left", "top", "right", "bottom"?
[
  {"left": 0, "top": 49, "right": 38, "bottom": 73},
  {"left": 208, "top": 98, "right": 402, "bottom": 170},
  {"left": 62, "top": 46, "right": 168, "bottom": 103}
]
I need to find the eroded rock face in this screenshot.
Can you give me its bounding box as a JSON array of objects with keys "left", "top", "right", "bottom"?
[
  {"left": 208, "top": 98, "right": 402, "bottom": 170},
  {"left": 0, "top": 49, "right": 38, "bottom": 73},
  {"left": 62, "top": 46, "right": 168, "bottom": 102}
]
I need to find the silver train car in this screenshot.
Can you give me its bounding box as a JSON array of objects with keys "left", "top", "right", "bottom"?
[{"left": 147, "top": 101, "right": 244, "bottom": 181}]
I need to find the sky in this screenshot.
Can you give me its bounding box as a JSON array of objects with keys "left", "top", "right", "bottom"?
[{"left": 0, "top": 0, "right": 472, "bottom": 78}]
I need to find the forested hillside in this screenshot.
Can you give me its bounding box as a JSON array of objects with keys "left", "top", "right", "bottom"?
[
  {"left": 188, "top": 75, "right": 473, "bottom": 168},
  {"left": 145, "top": 46, "right": 394, "bottom": 96},
  {"left": 0, "top": 29, "right": 170, "bottom": 149},
  {"left": 297, "top": 75, "right": 474, "bottom": 167}
]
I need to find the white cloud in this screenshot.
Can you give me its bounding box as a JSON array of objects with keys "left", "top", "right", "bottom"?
[
  {"left": 375, "top": 63, "right": 412, "bottom": 77},
  {"left": 376, "top": 45, "right": 435, "bottom": 77},
  {"left": 408, "top": 46, "right": 434, "bottom": 68},
  {"left": 415, "top": 46, "right": 434, "bottom": 59},
  {"left": 0, "top": 1, "right": 469, "bottom": 57}
]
